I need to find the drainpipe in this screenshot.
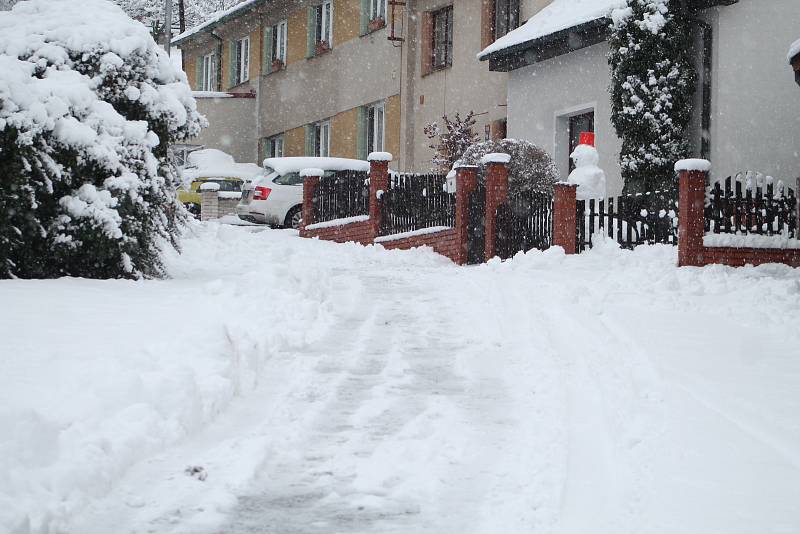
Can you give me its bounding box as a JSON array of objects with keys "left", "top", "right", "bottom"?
[
  {"left": 694, "top": 19, "right": 713, "bottom": 162},
  {"left": 210, "top": 30, "right": 224, "bottom": 92}
]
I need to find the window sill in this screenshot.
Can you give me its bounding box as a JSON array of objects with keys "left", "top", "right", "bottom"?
[{"left": 421, "top": 64, "right": 452, "bottom": 78}]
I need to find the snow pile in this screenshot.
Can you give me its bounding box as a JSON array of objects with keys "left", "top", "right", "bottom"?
[
  {"left": 183, "top": 149, "right": 262, "bottom": 182},
  {"left": 704, "top": 233, "right": 800, "bottom": 249},
  {"left": 479, "top": 0, "right": 625, "bottom": 59},
  {"left": 568, "top": 144, "right": 607, "bottom": 199},
  {"left": 3, "top": 225, "right": 800, "bottom": 533}
]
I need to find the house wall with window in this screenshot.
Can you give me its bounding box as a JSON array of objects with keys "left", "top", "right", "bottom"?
[
  {"left": 401, "top": 0, "right": 509, "bottom": 172},
  {"left": 506, "top": 42, "right": 623, "bottom": 193}
]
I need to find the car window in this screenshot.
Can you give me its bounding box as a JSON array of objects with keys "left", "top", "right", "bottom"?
[
  {"left": 191, "top": 179, "right": 242, "bottom": 192},
  {"left": 273, "top": 170, "right": 338, "bottom": 186}
]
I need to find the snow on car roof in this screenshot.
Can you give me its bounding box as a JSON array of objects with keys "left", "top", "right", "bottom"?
[
  {"left": 263, "top": 157, "right": 370, "bottom": 175},
  {"left": 183, "top": 149, "right": 263, "bottom": 181},
  {"left": 479, "top": 0, "right": 625, "bottom": 60}
]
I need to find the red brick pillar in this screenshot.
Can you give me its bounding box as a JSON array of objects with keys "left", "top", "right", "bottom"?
[
  {"left": 454, "top": 165, "right": 478, "bottom": 265},
  {"left": 677, "top": 165, "right": 709, "bottom": 267},
  {"left": 300, "top": 170, "right": 322, "bottom": 238},
  {"left": 484, "top": 158, "right": 510, "bottom": 261},
  {"left": 368, "top": 152, "right": 391, "bottom": 237},
  {"left": 553, "top": 183, "right": 578, "bottom": 254}
]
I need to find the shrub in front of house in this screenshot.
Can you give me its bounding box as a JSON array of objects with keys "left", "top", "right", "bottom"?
[
  {"left": 0, "top": 0, "right": 205, "bottom": 279},
  {"left": 457, "top": 139, "right": 560, "bottom": 194}
]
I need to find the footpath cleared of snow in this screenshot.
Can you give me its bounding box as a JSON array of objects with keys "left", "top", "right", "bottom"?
[{"left": 2, "top": 225, "right": 800, "bottom": 534}]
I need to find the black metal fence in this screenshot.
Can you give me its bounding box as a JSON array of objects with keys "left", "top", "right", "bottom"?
[
  {"left": 312, "top": 170, "right": 370, "bottom": 224},
  {"left": 380, "top": 173, "right": 455, "bottom": 236},
  {"left": 705, "top": 173, "right": 797, "bottom": 238},
  {"left": 495, "top": 190, "right": 553, "bottom": 259},
  {"left": 577, "top": 189, "right": 679, "bottom": 253}
]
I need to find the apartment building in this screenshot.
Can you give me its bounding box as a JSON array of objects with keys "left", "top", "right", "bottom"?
[{"left": 174, "top": 0, "right": 523, "bottom": 171}]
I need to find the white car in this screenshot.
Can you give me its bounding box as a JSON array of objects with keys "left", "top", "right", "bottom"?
[{"left": 237, "top": 157, "right": 370, "bottom": 228}]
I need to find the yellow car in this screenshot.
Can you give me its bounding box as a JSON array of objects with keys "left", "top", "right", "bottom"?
[{"left": 178, "top": 176, "right": 244, "bottom": 216}]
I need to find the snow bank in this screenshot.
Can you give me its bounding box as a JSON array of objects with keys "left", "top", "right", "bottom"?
[
  {"left": 479, "top": 0, "right": 625, "bottom": 59},
  {"left": 675, "top": 158, "right": 712, "bottom": 172}
]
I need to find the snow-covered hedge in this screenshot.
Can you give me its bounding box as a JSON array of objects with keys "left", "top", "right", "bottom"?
[
  {"left": 0, "top": 0, "right": 205, "bottom": 279},
  {"left": 457, "top": 139, "right": 559, "bottom": 193}
]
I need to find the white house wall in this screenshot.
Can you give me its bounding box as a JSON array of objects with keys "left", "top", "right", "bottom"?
[
  {"left": 704, "top": 0, "right": 800, "bottom": 186},
  {"left": 506, "top": 41, "right": 625, "bottom": 194}
]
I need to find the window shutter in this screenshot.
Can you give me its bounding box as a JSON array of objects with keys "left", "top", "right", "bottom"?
[
  {"left": 263, "top": 26, "right": 273, "bottom": 74},
  {"left": 356, "top": 106, "right": 368, "bottom": 160},
  {"left": 360, "top": 0, "right": 369, "bottom": 36},
  {"left": 228, "top": 41, "right": 237, "bottom": 88},
  {"left": 194, "top": 58, "right": 203, "bottom": 91},
  {"left": 306, "top": 7, "right": 317, "bottom": 58},
  {"left": 304, "top": 124, "right": 315, "bottom": 156}
]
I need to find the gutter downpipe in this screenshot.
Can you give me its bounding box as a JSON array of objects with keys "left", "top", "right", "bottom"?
[{"left": 695, "top": 18, "right": 713, "bottom": 163}]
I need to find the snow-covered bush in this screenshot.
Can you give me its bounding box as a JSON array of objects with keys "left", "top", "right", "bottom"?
[
  {"left": 458, "top": 139, "right": 559, "bottom": 194},
  {"left": 424, "top": 111, "right": 478, "bottom": 172},
  {"left": 0, "top": 0, "right": 205, "bottom": 279},
  {"left": 608, "top": 0, "right": 696, "bottom": 194}
]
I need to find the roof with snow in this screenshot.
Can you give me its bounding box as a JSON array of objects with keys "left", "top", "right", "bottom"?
[
  {"left": 480, "top": 0, "right": 739, "bottom": 70},
  {"left": 172, "top": 0, "right": 266, "bottom": 46},
  {"left": 789, "top": 38, "right": 800, "bottom": 63}
]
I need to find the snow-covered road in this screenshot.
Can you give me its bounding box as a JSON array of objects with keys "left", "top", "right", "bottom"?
[{"left": 2, "top": 223, "right": 799, "bottom": 534}]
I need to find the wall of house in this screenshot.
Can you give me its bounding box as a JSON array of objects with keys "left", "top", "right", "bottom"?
[
  {"left": 401, "top": 0, "right": 509, "bottom": 173},
  {"left": 520, "top": 0, "right": 552, "bottom": 22},
  {"left": 193, "top": 96, "right": 259, "bottom": 163},
  {"left": 506, "top": 41, "right": 624, "bottom": 194},
  {"left": 701, "top": 0, "right": 800, "bottom": 185}
]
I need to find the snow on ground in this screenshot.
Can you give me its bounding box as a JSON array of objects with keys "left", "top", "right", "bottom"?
[{"left": 2, "top": 225, "right": 800, "bottom": 534}]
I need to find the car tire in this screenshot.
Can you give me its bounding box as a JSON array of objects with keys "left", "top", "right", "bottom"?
[{"left": 284, "top": 205, "right": 303, "bottom": 229}]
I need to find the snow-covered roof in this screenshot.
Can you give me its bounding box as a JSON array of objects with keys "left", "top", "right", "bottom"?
[
  {"left": 789, "top": 38, "right": 800, "bottom": 63},
  {"left": 263, "top": 157, "right": 370, "bottom": 175},
  {"left": 172, "top": 0, "right": 264, "bottom": 46},
  {"left": 479, "top": 0, "right": 626, "bottom": 60}
]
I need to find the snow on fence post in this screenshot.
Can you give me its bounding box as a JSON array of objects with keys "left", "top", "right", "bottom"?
[
  {"left": 553, "top": 183, "right": 578, "bottom": 254},
  {"left": 368, "top": 152, "right": 392, "bottom": 236},
  {"left": 481, "top": 153, "right": 511, "bottom": 261},
  {"left": 454, "top": 164, "right": 479, "bottom": 265},
  {"left": 300, "top": 168, "right": 324, "bottom": 237},
  {"left": 676, "top": 159, "right": 711, "bottom": 267},
  {"left": 200, "top": 182, "right": 220, "bottom": 221}
]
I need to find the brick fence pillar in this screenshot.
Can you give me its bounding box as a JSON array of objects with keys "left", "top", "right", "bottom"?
[
  {"left": 200, "top": 184, "right": 220, "bottom": 221},
  {"left": 368, "top": 152, "right": 391, "bottom": 236},
  {"left": 299, "top": 169, "right": 322, "bottom": 237},
  {"left": 483, "top": 157, "right": 510, "bottom": 261},
  {"left": 454, "top": 165, "right": 478, "bottom": 265},
  {"left": 553, "top": 183, "right": 578, "bottom": 254},
  {"left": 677, "top": 163, "right": 710, "bottom": 267}
]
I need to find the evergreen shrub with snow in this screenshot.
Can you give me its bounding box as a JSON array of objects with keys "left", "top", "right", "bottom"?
[
  {"left": 609, "top": 0, "right": 696, "bottom": 194},
  {"left": 0, "top": 0, "right": 205, "bottom": 279},
  {"left": 458, "top": 139, "right": 559, "bottom": 194}
]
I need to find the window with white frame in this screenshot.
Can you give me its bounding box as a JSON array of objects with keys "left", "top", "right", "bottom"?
[
  {"left": 236, "top": 36, "right": 250, "bottom": 84},
  {"left": 272, "top": 20, "right": 287, "bottom": 64},
  {"left": 314, "top": 1, "right": 333, "bottom": 47},
  {"left": 201, "top": 53, "right": 214, "bottom": 91},
  {"left": 265, "top": 135, "right": 284, "bottom": 159},
  {"left": 369, "top": 0, "right": 386, "bottom": 21},
  {"left": 367, "top": 102, "right": 385, "bottom": 154},
  {"left": 314, "top": 120, "right": 330, "bottom": 157}
]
